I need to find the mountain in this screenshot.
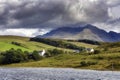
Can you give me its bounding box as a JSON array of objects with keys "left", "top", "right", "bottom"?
[{"left": 36, "top": 24, "right": 120, "bottom": 42}]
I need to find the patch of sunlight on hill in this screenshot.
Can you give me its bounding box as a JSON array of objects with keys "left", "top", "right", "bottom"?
[
  {"left": 69, "top": 42, "right": 97, "bottom": 48},
  {"left": 0, "top": 42, "right": 30, "bottom": 51},
  {"left": 0, "top": 36, "right": 56, "bottom": 52},
  {"left": 0, "top": 36, "right": 73, "bottom": 52}
]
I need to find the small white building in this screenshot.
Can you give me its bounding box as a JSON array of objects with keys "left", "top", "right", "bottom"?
[
  {"left": 86, "top": 48, "right": 94, "bottom": 53},
  {"left": 39, "top": 49, "right": 46, "bottom": 56},
  {"left": 73, "top": 48, "right": 94, "bottom": 53}
]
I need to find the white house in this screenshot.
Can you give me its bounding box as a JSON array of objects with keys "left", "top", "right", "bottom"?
[
  {"left": 73, "top": 48, "right": 94, "bottom": 53},
  {"left": 86, "top": 48, "right": 94, "bottom": 53},
  {"left": 39, "top": 49, "right": 46, "bottom": 56}
]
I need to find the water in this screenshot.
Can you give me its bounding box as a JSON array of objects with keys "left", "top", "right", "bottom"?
[{"left": 0, "top": 68, "right": 120, "bottom": 80}]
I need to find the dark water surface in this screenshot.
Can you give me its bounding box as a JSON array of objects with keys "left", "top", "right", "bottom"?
[{"left": 0, "top": 68, "right": 120, "bottom": 80}]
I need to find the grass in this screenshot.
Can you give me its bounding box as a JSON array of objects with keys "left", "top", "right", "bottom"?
[
  {"left": 3, "top": 52, "right": 120, "bottom": 71},
  {"left": 0, "top": 42, "right": 29, "bottom": 51},
  {"left": 1, "top": 35, "right": 120, "bottom": 71},
  {"left": 0, "top": 36, "right": 95, "bottom": 52},
  {"left": 68, "top": 41, "right": 97, "bottom": 48},
  {"left": 0, "top": 36, "right": 57, "bottom": 52}
]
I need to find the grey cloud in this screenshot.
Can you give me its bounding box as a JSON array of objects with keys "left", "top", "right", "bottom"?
[
  {"left": 106, "top": 0, "right": 120, "bottom": 7},
  {"left": 0, "top": 0, "right": 113, "bottom": 29},
  {"left": 81, "top": 0, "right": 109, "bottom": 22}
]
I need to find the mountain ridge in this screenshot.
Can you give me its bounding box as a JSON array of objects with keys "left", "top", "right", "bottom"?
[{"left": 37, "top": 24, "right": 120, "bottom": 42}]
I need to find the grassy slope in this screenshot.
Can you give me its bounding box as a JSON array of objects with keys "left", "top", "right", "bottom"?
[
  {"left": 4, "top": 52, "right": 120, "bottom": 70},
  {"left": 0, "top": 36, "right": 56, "bottom": 52},
  {"left": 0, "top": 36, "right": 96, "bottom": 52},
  {"left": 2, "top": 36, "right": 119, "bottom": 70},
  {"left": 68, "top": 41, "right": 97, "bottom": 48},
  {"left": 2, "top": 41, "right": 120, "bottom": 71}
]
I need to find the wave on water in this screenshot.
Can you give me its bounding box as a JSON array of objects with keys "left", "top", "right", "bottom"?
[{"left": 0, "top": 68, "right": 120, "bottom": 80}]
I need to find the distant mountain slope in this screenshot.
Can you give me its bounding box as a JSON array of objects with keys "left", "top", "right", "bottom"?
[{"left": 37, "top": 24, "right": 120, "bottom": 42}]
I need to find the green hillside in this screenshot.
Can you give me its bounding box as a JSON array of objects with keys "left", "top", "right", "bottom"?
[
  {"left": 4, "top": 50, "right": 120, "bottom": 70},
  {"left": 2, "top": 36, "right": 120, "bottom": 70},
  {"left": 0, "top": 36, "right": 96, "bottom": 52},
  {"left": 0, "top": 36, "right": 56, "bottom": 52},
  {"left": 1, "top": 39, "right": 120, "bottom": 71},
  {"left": 68, "top": 42, "right": 97, "bottom": 48}
]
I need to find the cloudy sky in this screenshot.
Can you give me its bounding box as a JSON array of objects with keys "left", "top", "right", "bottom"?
[{"left": 0, "top": 0, "right": 120, "bottom": 37}]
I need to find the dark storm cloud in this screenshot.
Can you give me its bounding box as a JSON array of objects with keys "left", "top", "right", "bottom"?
[
  {"left": 106, "top": 0, "right": 120, "bottom": 7},
  {"left": 0, "top": 0, "right": 112, "bottom": 29},
  {"left": 0, "top": 0, "right": 120, "bottom": 37}
]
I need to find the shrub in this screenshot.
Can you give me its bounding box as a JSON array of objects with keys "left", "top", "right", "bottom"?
[
  {"left": 46, "top": 49, "right": 64, "bottom": 57},
  {"left": 0, "top": 55, "right": 5, "bottom": 64},
  {"left": 30, "top": 38, "right": 85, "bottom": 51},
  {"left": 80, "top": 61, "right": 97, "bottom": 67},
  {"left": 52, "top": 49, "right": 63, "bottom": 55},
  {"left": 94, "top": 50, "right": 100, "bottom": 54},
  {"left": 78, "top": 39, "right": 100, "bottom": 45},
  {"left": 24, "top": 51, "right": 29, "bottom": 60},
  {"left": 0, "top": 48, "right": 44, "bottom": 64},
  {"left": 3, "top": 49, "right": 24, "bottom": 64},
  {"left": 31, "top": 50, "right": 43, "bottom": 61},
  {"left": 80, "top": 61, "right": 87, "bottom": 66},
  {"left": 11, "top": 42, "right": 21, "bottom": 46},
  {"left": 45, "top": 51, "right": 52, "bottom": 57},
  {"left": 1, "top": 48, "right": 30, "bottom": 64}
]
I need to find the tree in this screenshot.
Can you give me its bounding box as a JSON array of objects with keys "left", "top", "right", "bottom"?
[
  {"left": 11, "top": 42, "right": 21, "bottom": 46},
  {"left": 2, "top": 48, "right": 28, "bottom": 64},
  {"left": 45, "top": 51, "right": 52, "bottom": 57},
  {"left": 0, "top": 55, "right": 5, "bottom": 64},
  {"left": 46, "top": 49, "right": 64, "bottom": 56},
  {"left": 31, "top": 50, "right": 43, "bottom": 61},
  {"left": 24, "top": 51, "right": 29, "bottom": 60}
]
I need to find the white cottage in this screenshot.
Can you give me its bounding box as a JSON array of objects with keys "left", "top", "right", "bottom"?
[
  {"left": 86, "top": 48, "right": 94, "bottom": 53},
  {"left": 39, "top": 49, "right": 46, "bottom": 56}
]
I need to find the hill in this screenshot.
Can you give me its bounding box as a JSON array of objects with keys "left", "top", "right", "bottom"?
[
  {"left": 0, "top": 36, "right": 120, "bottom": 70},
  {"left": 0, "top": 36, "right": 96, "bottom": 52},
  {"left": 37, "top": 24, "right": 120, "bottom": 42},
  {"left": 4, "top": 42, "right": 120, "bottom": 71},
  {"left": 30, "top": 38, "right": 98, "bottom": 50},
  {"left": 0, "top": 36, "right": 56, "bottom": 52}
]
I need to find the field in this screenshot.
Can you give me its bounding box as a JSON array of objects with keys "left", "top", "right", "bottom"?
[
  {"left": 0, "top": 36, "right": 97, "bottom": 52},
  {"left": 4, "top": 52, "right": 120, "bottom": 70},
  {"left": 0, "top": 36, "right": 58, "bottom": 52},
  {"left": 68, "top": 41, "right": 97, "bottom": 48},
  {"left": 0, "top": 36, "right": 120, "bottom": 71}
]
